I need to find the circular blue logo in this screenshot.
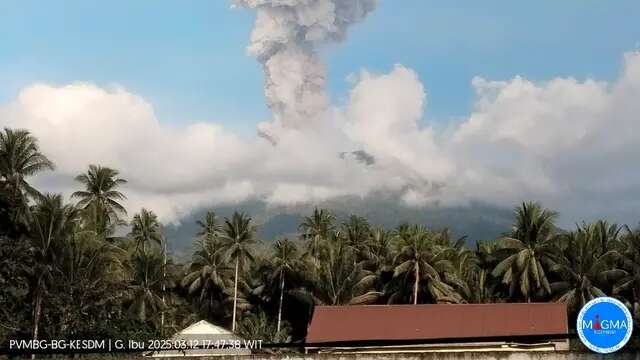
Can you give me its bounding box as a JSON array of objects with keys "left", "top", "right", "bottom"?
[{"left": 577, "top": 297, "right": 633, "bottom": 354}]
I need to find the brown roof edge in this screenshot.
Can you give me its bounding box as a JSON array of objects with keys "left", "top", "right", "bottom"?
[{"left": 306, "top": 303, "right": 568, "bottom": 344}]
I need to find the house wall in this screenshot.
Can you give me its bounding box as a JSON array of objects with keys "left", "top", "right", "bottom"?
[
  {"left": 41, "top": 351, "right": 640, "bottom": 360},
  {"left": 212, "top": 352, "right": 640, "bottom": 360}
]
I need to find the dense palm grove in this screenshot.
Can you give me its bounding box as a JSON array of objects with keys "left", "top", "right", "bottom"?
[{"left": 1, "top": 127, "right": 640, "bottom": 346}]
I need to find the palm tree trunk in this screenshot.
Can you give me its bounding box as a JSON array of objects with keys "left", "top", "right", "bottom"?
[
  {"left": 414, "top": 262, "right": 419, "bottom": 305},
  {"left": 277, "top": 270, "right": 285, "bottom": 332},
  {"left": 232, "top": 257, "right": 239, "bottom": 332},
  {"left": 32, "top": 288, "right": 42, "bottom": 360},
  {"left": 161, "top": 240, "right": 166, "bottom": 336}
]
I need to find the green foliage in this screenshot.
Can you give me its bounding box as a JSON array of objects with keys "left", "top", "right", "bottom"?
[
  {"left": 126, "top": 249, "right": 166, "bottom": 322},
  {"left": 0, "top": 128, "right": 54, "bottom": 202},
  {"left": 299, "top": 208, "right": 335, "bottom": 258},
  {"left": 236, "top": 311, "right": 291, "bottom": 344},
  {"left": 181, "top": 212, "right": 231, "bottom": 323},
  {"left": 614, "top": 225, "right": 640, "bottom": 329},
  {"left": 221, "top": 212, "right": 256, "bottom": 269},
  {"left": 296, "top": 239, "right": 381, "bottom": 306},
  {"left": 130, "top": 208, "right": 163, "bottom": 253},
  {"left": 0, "top": 236, "right": 33, "bottom": 340},
  {"left": 390, "top": 225, "right": 464, "bottom": 304},
  {"left": 550, "top": 224, "right": 624, "bottom": 316},
  {"left": 221, "top": 211, "right": 256, "bottom": 332},
  {"left": 0, "top": 127, "right": 53, "bottom": 234},
  {"left": 492, "top": 202, "right": 560, "bottom": 301},
  {"left": 72, "top": 164, "right": 128, "bottom": 239}
]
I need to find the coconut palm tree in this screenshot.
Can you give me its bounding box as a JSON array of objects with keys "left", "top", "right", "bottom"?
[
  {"left": 127, "top": 249, "right": 165, "bottom": 323},
  {"left": 271, "top": 238, "right": 299, "bottom": 332},
  {"left": 0, "top": 128, "right": 54, "bottom": 198},
  {"left": 551, "top": 226, "right": 625, "bottom": 316},
  {"left": 27, "top": 194, "right": 78, "bottom": 341},
  {"left": 340, "top": 215, "right": 370, "bottom": 262},
  {"left": 0, "top": 128, "right": 54, "bottom": 226},
  {"left": 221, "top": 212, "right": 256, "bottom": 332},
  {"left": 492, "top": 202, "right": 561, "bottom": 301},
  {"left": 364, "top": 227, "right": 394, "bottom": 272},
  {"left": 588, "top": 220, "right": 621, "bottom": 256},
  {"left": 392, "top": 226, "right": 463, "bottom": 304},
  {"left": 196, "top": 211, "right": 222, "bottom": 243},
  {"left": 71, "top": 165, "right": 127, "bottom": 215},
  {"left": 294, "top": 240, "right": 380, "bottom": 306},
  {"left": 240, "top": 257, "right": 275, "bottom": 318},
  {"left": 299, "top": 208, "right": 334, "bottom": 259},
  {"left": 445, "top": 232, "right": 477, "bottom": 302},
  {"left": 71, "top": 165, "right": 127, "bottom": 237},
  {"left": 130, "top": 209, "right": 163, "bottom": 254},
  {"left": 56, "top": 229, "right": 125, "bottom": 336},
  {"left": 0, "top": 235, "right": 34, "bottom": 338},
  {"left": 613, "top": 226, "right": 640, "bottom": 327},
  {"left": 358, "top": 227, "right": 394, "bottom": 297},
  {"left": 181, "top": 217, "right": 230, "bottom": 321},
  {"left": 469, "top": 240, "right": 500, "bottom": 303}
]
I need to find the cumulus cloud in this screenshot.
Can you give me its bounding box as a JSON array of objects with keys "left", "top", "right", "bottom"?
[
  {"left": 339, "top": 55, "right": 640, "bottom": 225},
  {"left": 0, "top": 83, "right": 258, "bottom": 221},
  {"left": 0, "top": 81, "right": 403, "bottom": 223},
  {"left": 345, "top": 66, "right": 454, "bottom": 192},
  {"left": 443, "top": 52, "right": 640, "bottom": 223},
  {"left": 2, "top": 52, "right": 640, "bottom": 226}
]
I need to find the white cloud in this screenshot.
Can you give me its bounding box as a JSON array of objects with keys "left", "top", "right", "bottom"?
[
  {"left": 0, "top": 83, "right": 255, "bottom": 222},
  {"left": 443, "top": 52, "right": 640, "bottom": 223},
  {"left": 2, "top": 52, "right": 640, "bottom": 226},
  {"left": 345, "top": 65, "right": 454, "bottom": 187},
  {"left": 0, "top": 82, "right": 383, "bottom": 223}
]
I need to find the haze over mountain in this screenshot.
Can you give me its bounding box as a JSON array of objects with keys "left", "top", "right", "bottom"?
[{"left": 164, "top": 197, "right": 514, "bottom": 257}]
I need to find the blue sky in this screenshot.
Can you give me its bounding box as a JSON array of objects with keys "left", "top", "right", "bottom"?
[{"left": 1, "top": 0, "right": 639, "bottom": 134}]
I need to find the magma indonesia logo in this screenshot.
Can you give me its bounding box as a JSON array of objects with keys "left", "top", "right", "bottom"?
[{"left": 577, "top": 297, "right": 633, "bottom": 354}]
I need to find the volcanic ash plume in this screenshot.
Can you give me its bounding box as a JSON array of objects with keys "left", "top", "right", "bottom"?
[{"left": 234, "top": 0, "right": 377, "bottom": 132}]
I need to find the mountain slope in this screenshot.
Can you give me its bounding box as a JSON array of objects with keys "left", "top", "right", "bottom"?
[{"left": 164, "top": 197, "right": 513, "bottom": 257}]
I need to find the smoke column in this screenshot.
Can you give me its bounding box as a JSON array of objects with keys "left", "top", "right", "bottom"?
[{"left": 234, "top": 0, "right": 377, "bottom": 133}]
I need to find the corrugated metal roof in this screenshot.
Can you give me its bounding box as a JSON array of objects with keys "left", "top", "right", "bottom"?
[{"left": 306, "top": 303, "right": 568, "bottom": 344}]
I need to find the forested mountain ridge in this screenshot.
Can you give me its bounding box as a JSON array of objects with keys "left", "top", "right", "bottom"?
[{"left": 164, "top": 200, "right": 513, "bottom": 254}]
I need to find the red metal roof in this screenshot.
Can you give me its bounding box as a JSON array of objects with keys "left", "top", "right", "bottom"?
[{"left": 306, "top": 303, "right": 568, "bottom": 344}]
